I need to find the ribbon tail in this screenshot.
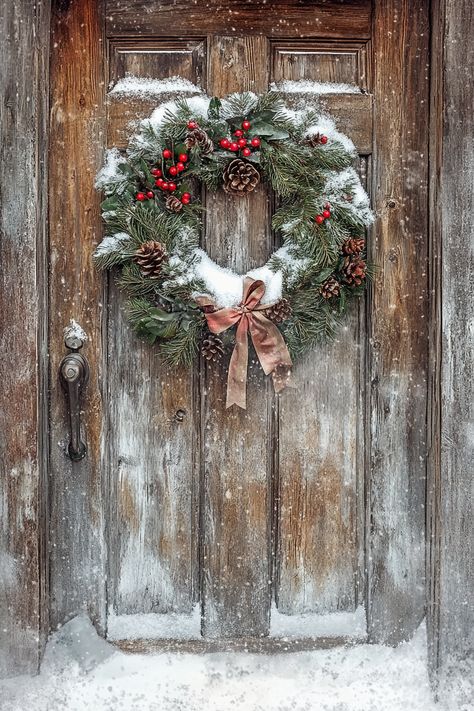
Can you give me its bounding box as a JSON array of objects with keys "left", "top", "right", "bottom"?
[
  {"left": 249, "top": 314, "right": 293, "bottom": 394},
  {"left": 226, "top": 316, "right": 249, "bottom": 409}
]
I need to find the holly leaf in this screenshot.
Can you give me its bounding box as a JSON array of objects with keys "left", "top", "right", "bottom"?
[{"left": 208, "top": 97, "right": 222, "bottom": 120}]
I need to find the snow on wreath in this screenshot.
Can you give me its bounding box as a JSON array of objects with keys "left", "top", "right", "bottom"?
[{"left": 94, "top": 84, "right": 374, "bottom": 409}]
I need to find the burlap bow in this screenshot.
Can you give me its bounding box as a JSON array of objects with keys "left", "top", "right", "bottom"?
[{"left": 196, "top": 277, "right": 293, "bottom": 409}]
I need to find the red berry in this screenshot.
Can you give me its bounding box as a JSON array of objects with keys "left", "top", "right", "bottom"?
[
  {"left": 237, "top": 138, "right": 247, "bottom": 148},
  {"left": 168, "top": 182, "right": 177, "bottom": 192},
  {"left": 315, "top": 215, "right": 324, "bottom": 224},
  {"left": 181, "top": 195, "right": 191, "bottom": 204},
  {"left": 155, "top": 178, "right": 164, "bottom": 187},
  {"left": 151, "top": 168, "right": 162, "bottom": 177},
  {"left": 234, "top": 129, "right": 243, "bottom": 137},
  {"left": 178, "top": 153, "right": 188, "bottom": 162},
  {"left": 169, "top": 165, "right": 178, "bottom": 176},
  {"left": 136, "top": 192, "right": 146, "bottom": 201},
  {"left": 242, "top": 147, "right": 251, "bottom": 157},
  {"left": 176, "top": 162, "right": 185, "bottom": 172},
  {"left": 162, "top": 148, "right": 172, "bottom": 159},
  {"left": 250, "top": 137, "right": 261, "bottom": 148},
  {"left": 219, "top": 138, "right": 230, "bottom": 149},
  {"left": 320, "top": 135, "right": 328, "bottom": 144},
  {"left": 229, "top": 142, "right": 239, "bottom": 152},
  {"left": 182, "top": 192, "right": 191, "bottom": 201},
  {"left": 162, "top": 182, "right": 169, "bottom": 191},
  {"left": 146, "top": 191, "right": 154, "bottom": 199},
  {"left": 242, "top": 120, "right": 251, "bottom": 131},
  {"left": 187, "top": 121, "right": 197, "bottom": 130},
  {"left": 323, "top": 209, "right": 331, "bottom": 219}
]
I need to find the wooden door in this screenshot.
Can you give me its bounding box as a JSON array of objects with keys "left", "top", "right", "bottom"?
[{"left": 48, "top": 0, "right": 429, "bottom": 647}]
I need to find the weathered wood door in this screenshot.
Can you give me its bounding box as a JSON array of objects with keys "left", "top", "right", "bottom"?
[{"left": 48, "top": 0, "right": 428, "bottom": 646}]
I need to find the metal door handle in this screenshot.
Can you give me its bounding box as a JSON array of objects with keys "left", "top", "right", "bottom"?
[{"left": 59, "top": 334, "right": 89, "bottom": 461}]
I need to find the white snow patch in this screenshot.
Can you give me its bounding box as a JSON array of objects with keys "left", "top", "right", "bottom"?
[
  {"left": 305, "top": 114, "right": 356, "bottom": 153},
  {"left": 0, "top": 619, "right": 441, "bottom": 711},
  {"left": 93, "top": 232, "right": 130, "bottom": 257},
  {"left": 147, "top": 95, "right": 211, "bottom": 131},
  {"left": 178, "top": 248, "right": 284, "bottom": 308},
  {"left": 95, "top": 147, "right": 127, "bottom": 188},
  {"left": 270, "top": 603, "right": 367, "bottom": 639},
  {"left": 109, "top": 75, "right": 203, "bottom": 99},
  {"left": 271, "top": 80, "right": 361, "bottom": 95},
  {"left": 64, "top": 319, "right": 88, "bottom": 343},
  {"left": 107, "top": 605, "right": 201, "bottom": 641}
]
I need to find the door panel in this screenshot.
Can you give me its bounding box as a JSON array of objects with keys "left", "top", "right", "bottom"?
[
  {"left": 272, "top": 41, "right": 369, "bottom": 614},
  {"left": 48, "top": 0, "right": 429, "bottom": 646}
]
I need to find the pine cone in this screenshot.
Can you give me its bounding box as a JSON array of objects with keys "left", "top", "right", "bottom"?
[
  {"left": 304, "top": 132, "right": 322, "bottom": 147},
  {"left": 264, "top": 298, "right": 292, "bottom": 324},
  {"left": 342, "top": 237, "right": 365, "bottom": 255},
  {"left": 134, "top": 241, "right": 167, "bottom": 278},
  {"left": 165, "top": 195, "right": 183, "bottom": 213},
  {"left": 185, "top": 127, "right": 214, "bottom": 155},
  {"left": 201, "top": 333, "right": 224, "bottom": 362},
  {"left": 223, "top": 159, "right": 260, "bottom": 195},
  {"left": 342, "top": 255, "right": 367, "bottom": 287},
  {"left": 320, "top": 276, "right": 341, "bottom": 299}
]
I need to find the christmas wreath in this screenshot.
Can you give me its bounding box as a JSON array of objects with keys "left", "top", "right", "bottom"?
[{"left": 94, "top": 89, "right": 373, "bottom": 408}]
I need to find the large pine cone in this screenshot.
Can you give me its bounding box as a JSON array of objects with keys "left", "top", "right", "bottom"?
[
  {"left": 320, "top": 276, "right": 341, "bottom": 299},
  {"left": 342, "top": 255, "right": 367, "bottom": 286},
  {"left": 134, "top": 241, "right": 167, "bottom": 278},
  {"left": 342, "top": 237, "right": 365, "bottom": 255},
  {"left": 223, "top": 159, "right": 260, "bottom": 195},
  {"left": 165, "top": 195, "right": 183, "bottom": 213},
  {"left": 201, "top": 333, "right": 224, "bottom": 362},
  {"left": 264, "top": 298, "right": 292, "bottom": 324},
  {"left": 185, "top": 126, "right": 214, "bottom": 155}
]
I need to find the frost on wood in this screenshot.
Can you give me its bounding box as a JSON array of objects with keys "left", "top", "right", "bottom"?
[
  {"left": 271, "top": 80, "right": 362, "bottom": 95},
  {"left": 108, "top": 75, "right": 203, "bottom": 99},
  {"left": 107, "top": 605, "right": 201, "bottom": 641},
  {"left": 269, "top": 603, "right": 366, "bottom": 639}
]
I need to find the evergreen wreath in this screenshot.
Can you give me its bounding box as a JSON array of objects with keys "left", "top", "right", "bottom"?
[{"left": 94, "top": 88, "right": 374, "bottom": 407}]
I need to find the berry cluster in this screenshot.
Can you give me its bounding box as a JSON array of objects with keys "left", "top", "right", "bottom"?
[
  {"left": 218, "top": 119, "right": 261, "bottom": 158},
  {"left": 136, "top": 125, "right": 197, "bottom": 204},
  {"left": 315, "top": 202, "right": 332, "bottom": 225}
]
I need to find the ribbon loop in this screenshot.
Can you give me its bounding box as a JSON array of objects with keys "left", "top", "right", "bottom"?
[{"left": 196, "top": 277, "right": 293, "bottom": 409}]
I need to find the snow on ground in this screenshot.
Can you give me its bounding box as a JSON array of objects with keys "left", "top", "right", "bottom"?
[{"left": 0, "top": 614, "right": 448, "bottom": 711}]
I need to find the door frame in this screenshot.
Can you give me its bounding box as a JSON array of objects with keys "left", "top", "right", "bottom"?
[{"left": 0, "top": 2, "right": 472, "bottom": 700}]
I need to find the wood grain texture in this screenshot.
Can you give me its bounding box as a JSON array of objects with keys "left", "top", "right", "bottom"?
[
  {"left": 48, "top": 0, "right": 107, "bottom": 633},
  {"left": 428, "top": 0, "right": 474, "bottom": 702},
  {"left": 114, "top": 634, "right": 365, "bottom": 654},
  {"left": 0, "top": 0, "right": 50, "bottom": 678},
  {"left": 368, "top": 0, "right": 429, "bottom": 644},
  {"left": 275, "top": 50, "right": 370, "bottom": 615},
  {"left": 106, "top": 43, "right": 201, "bottom": 618},
  {"left": 201, "top": 35, "right": 272, "bottom": 638},
  {"left": 105, "top": 1, "right": 371, "bottom": 38},
  {"left": 109, "top": 93, "right": 373, "bottom": 155},
  {"left": 107, "top": 40, "right": 206, "bottom": 148}
]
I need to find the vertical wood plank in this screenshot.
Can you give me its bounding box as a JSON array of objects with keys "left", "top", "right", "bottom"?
[
  {"left": 368, "top": 0, "right": 429, "bottom": 644},
  {"left": 428, "top": 0, "right": 474, "bottom": 702},
  {"left": 48, "top": 0, "right": 107, "bottom": 632},
  {"left": 0, "top": 0, "right": 50, "bottom": 677},
  {"left": 275, "top": 49, "right": 370, "bottom": 615},
  {"left": 201, "top": 35, "right": 273, "bottom": 638},
  {"left": 106, "top": 45, "right": 202, "bottom": 617}
]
